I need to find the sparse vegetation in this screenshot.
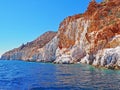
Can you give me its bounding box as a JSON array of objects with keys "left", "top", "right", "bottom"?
[
  {"left": 107, "top": 20, "right": 116, "bottom": 26},
  {"left": 103, "top": 0, "right": 110, "bottom": 3},
  {"left": 109, "top": 20, "right": 116, "bottom": 25},
  {"left": 116, "top": 12, "right": 120, "bottom": 18},
  {"left": 99, "top": 25, "right": 103, "bottom": 29}
]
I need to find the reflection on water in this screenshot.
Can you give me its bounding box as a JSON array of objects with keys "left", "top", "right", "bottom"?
[{"left": 0, "top": 60, "right": 120, "bottom": 90}]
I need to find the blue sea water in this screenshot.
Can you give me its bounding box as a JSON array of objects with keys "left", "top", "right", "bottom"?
[{"left": 0, "top": 60, "right": 120, "bottom": 90}]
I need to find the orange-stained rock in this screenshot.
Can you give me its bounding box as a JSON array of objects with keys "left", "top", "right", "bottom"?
[
  {"left": 54, "top": 0, "right": 120, "bottom": 69},
  {"left": 1, "top": 0, "right": 120, "bottom": 69}
]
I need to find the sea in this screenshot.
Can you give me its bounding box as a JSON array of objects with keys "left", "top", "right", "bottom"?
[{"left": 0, "top": 60, "right": 120, "bottom": 90}]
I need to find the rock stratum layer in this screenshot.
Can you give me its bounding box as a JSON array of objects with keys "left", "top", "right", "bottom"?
[{"left": 1, "top": 0, "right": 120, "bottom": 69}]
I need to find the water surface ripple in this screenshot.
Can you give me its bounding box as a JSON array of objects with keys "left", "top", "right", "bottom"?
[{"left": 0, "top": 60, "right": 120, "bottom": 90}]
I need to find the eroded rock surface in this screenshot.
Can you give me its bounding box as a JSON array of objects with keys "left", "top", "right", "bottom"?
[
  {"left": 54, "top": 0, "right": 120, "bottom": 69},
  {"left": 1, "top": 0, "right": 120, "bottom": 69},
  {"left": 1, "top": 31, "right": 57, "bottom": 62}
]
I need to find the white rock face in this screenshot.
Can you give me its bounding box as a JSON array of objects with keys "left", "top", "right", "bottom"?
[
  {"left": 54, "top": 54, "right": 72, "bottom": 64},
  {"left": 104, "top": 47, "right": 120, "bottom": 66},
  {"left": 54, "top": 19, "right": 90, "bottom": 64},
  {"left": 80, "top": 54, "right": 95, "bottom": 64},
  {"left": 43, "top": 36, "right": 59, "bottom": 62},
  {"left": 54, "top": 16, "right": 120, "bottom": 69},
  {"left": 71, "top": 46, "right": 86, "bottom": 61},
  {"left": 80, "top": 20, "right": 89, "bottom": 49},
  {"left": 33, "top": 36, "right": 59, "bottom": 62},
  {"left": 79, "top": 46, "right": 120, "bottom": 69}
]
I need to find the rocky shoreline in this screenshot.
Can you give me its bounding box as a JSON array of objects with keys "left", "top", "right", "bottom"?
[{"left": 1, "top": 0, "right": 120, "bottom": 70}]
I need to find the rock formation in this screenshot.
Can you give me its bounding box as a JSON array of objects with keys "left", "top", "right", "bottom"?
[
  {"left": 1, "top": 0, "right": 120, "bottom": 69},
  {"left": 1, "top": 31, "right": 57, "bottom": 61},
  {"left": 54, "top": 0, "right": 120, "bottom": 69}
]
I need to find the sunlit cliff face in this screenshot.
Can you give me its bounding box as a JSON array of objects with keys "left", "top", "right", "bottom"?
[
  {"left": 1, "top": 0, "right": 120, "bottom": 69},
  {"left": 54, "top": 0, "right": 120, "bottom": 69}
]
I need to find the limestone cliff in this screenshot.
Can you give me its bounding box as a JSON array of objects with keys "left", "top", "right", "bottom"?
[
  {"left": 1, "top": 31, "right": 57, "bottom": 61},
  {"left": 54, "top": 0, "right": 120, "bottom": 69},
  {"left": 1, "top": 0, "right": 120, "bottom": 69}
]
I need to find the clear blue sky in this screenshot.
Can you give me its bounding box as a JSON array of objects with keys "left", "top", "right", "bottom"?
[{"left": 0, "top": 0, "right": 102, "bottom": 56}]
